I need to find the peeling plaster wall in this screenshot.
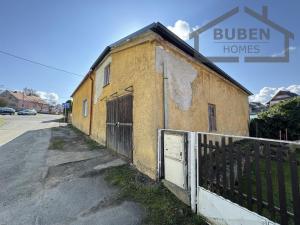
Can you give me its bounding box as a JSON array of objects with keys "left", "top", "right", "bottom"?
[
  {"left": 156, "top": 46, "right": 197, "bottom": 111},
  {"left": 155, "top": 41, "right": 249, "bottom": 136}
]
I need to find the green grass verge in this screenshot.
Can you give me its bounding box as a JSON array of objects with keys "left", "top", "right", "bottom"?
[
  {"left": 69, "top": 125, "right": 105, "bottom": 150},
  {"left": 104, "top": 165, "right": 207, "bottom": 225},
  {"left": 48, "top": 138, "right": 65, "bottom": 150}
]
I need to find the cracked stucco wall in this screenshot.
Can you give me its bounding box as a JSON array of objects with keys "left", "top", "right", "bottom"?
[
  {"left": 156, "top": 46, "right": 197, "bottom": 111},
  {"left": 154, "top": 42, "right": 249, "bottom": 136}
]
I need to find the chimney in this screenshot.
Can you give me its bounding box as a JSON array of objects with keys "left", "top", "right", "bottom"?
[{"left": 262, "top": 6, "right": 268, "bottom": 18}]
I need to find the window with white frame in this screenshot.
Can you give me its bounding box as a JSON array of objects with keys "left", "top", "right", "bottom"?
[
  {"left": 103, "top": 64, "right": 110, "bottom": 86},
  {"left": 82, "top": 99, "right": 88, "bottom": 117}
]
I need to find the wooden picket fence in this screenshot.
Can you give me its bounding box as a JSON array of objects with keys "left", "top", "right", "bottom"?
[{"left": 198, "top": 133, "right": 300, "bottom": 225}]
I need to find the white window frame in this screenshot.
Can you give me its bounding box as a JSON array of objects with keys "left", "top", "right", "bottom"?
[
  {"left": 82, "top": 99, "right": 88, "bottom": 117},
  {"left": 103, "top": 64, "right": 110, "bottom": 86}
]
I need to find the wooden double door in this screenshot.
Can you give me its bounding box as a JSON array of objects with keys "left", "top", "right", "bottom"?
[{"left": 106, "top": 95, "right": 133, "bottom": 161}]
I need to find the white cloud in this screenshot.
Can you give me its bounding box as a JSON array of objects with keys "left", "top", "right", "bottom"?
[
  {"left": 36, "top": 91, "right": 59, "bottom": 105},
  {"left": 286, "top": 85, "right": 300, "bottom": 94},
  {"left": 167, "top": 20, "right": 191, "bottom": 41},
  {"left": 167, "top": 20, "right": 209, "bottom": 41},
  {"left": 271, "top": 46, "right": 296, "bottom": 57},
  {"left": 249, "top": 85, "right": 300, "bottom": 104}
]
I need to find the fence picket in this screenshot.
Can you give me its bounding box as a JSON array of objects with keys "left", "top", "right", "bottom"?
[
  {"left": 277, "top": 146, "right": 288, "bottom": 225},
  {"left": 208, "top": 140, "right": 214, "bottom": 190},
  {"left": 289, "top": 151, "right": 300, "bottom": 225},
  {"left": 228, "top": 137, "right": 234, "bottom": 201},
  {"left": 221, "top": 137, "right": 227, "bottom": 196},
  {"left": 265, "top": 143, "right": 275, "bottom": 218},
  {"left": 245, "top": 144, "right": 252, "bottom": 210},
  {"left": 215, "top": 141, "right": 220, "bottom": 193},
  {"left": 236, "top": 145, "right": 243, "bottom": 206},
  {"left": 254, "top": 142, "right": 263, "bottom": 214},
  {"left": 203, "top": 134, "right": 208, "bottom": 188}
]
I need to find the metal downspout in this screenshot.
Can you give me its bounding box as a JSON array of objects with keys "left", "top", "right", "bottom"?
[
  {"left": 88, "top": 72, "right": 94, "bottom": 136},
  {"left": 163, "top": 62, "right": 169, "bottom": 129}
]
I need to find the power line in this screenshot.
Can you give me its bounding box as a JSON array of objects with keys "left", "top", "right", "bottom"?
[{"left": 0, "top": 49, "right": 84, "bottom": 78}]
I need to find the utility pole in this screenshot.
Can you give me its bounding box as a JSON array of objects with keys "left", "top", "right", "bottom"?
[{"left": 22, "top": 89, "right": 25, "bottom": 108}]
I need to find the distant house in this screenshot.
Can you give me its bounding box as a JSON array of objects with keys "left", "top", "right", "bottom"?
[
  {"left": 49, "top": 104, "right": 63, "bottom": 114},
  {"left": 0, "top": 90, "right": 49, "bottom": 112},
  {"left": 266, "top": 90, "right": 298, "bottom": 107},
  {"left": 249, "top": 102, "right": 266, "bottom": 119}
]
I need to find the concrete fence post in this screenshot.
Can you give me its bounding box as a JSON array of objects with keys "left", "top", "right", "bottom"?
[{"left": 189, "top": 132, "right": 197, "bottom": 212}]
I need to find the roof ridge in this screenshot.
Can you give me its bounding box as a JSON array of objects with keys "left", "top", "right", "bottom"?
[{"left": 71, "top": 22, "right": 252, "bottom": 97}]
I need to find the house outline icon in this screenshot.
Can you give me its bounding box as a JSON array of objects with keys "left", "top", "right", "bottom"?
[{"left": 189, "top": 6, "right": 294, "bottom": 63}]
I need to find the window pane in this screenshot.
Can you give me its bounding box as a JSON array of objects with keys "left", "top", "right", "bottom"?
[
  {"left": 208, "top": 104, "right": 217, "bottom": 131},
  {"left": 83, "top": 100, "right": 88, "bottom": 117},
  {"left": 104, "top": 64, "right": 110, "bottom": 86}
]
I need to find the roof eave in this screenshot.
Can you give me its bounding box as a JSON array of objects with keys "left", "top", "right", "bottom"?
[
  {"left": 71, "top": 22, "right": 252, "bottom": 97},
  {"left": 151, "top": 22, "right": 253, "bottom": 95}
]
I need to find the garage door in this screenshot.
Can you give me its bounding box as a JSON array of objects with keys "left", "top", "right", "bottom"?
[{"left": 106, "top": 95, "right": 133, "bottom": 161}]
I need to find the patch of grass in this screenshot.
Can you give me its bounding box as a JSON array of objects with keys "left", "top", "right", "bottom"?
[
  {"left": 48, "top": 138, "right": 65, "bottom": 150},
  {"left": 104, "top": 165, "right": 207, "bottom": 225},
  {"left": 69, "top": 125, "right": 105, "bottom": 150},
  {"left": 51, "top": 127, "right": 61, "bottom": 131},
  {"left": 0, "top": 118, "right": 5, "bottom": 127},
  {"left": 84, "top": 138, "right": 104, "bottom": 150},
  {"left": 69, "top": 124, "right": 82, "bottom": 135}
]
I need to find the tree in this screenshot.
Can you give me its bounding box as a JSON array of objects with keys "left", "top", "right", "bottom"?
[
  {"left": 23, "top": 87, "right": 38, "bottom": 96},
  {"left": 250, "top": 97, "right": 300, "bottom": 140},
  {"left": 65, "top": 100, "right": 72, "bottom": 113}
]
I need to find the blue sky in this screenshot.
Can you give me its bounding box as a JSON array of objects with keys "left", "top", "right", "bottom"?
[{"left": 0, "top": 0, "right": 299, "bottom": 104}]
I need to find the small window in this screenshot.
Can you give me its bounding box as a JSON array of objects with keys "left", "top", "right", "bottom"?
[
  {"left": 82, "top": 99, "right": 88, "bottom": 117},
  {"left": 208, "top": 104, "right": 217, "bottom": 132},
  {"left": 103, "top": 64, "right": 110, "bottom": 86}
]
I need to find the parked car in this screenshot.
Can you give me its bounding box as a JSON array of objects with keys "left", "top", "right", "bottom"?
[
  {"left": 0, "top": 107, "right": 15, "bottom": 115},
  {"left": 17, "top": 109, "right": 37, "bottom": 115}
]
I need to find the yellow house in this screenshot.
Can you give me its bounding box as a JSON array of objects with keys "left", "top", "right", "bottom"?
[{"left": 71, "top": 22, "right": 252, "bottom": 179}]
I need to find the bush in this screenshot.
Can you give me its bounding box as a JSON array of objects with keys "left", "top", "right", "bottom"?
[{"left": 250, "top": 97, "right": 300, "bottom": 140}]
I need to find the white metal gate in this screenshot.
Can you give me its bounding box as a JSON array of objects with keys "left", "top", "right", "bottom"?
[
  {"left": 157, "top": 129, "right": 287, "bottom": 225},
  {"left": 163, "top": 131, "right": 187, "bottom": 189}
]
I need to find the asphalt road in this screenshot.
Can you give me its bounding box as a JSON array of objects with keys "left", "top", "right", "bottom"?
[
  {"left": 0, "top": 114, "right": 63, "bottom": 146},
  {"left": 0, "top": 115, "right": 144, "bottom": 225}
]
